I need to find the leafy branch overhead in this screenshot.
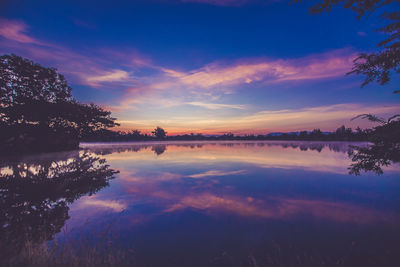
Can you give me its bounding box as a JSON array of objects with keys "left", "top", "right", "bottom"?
[
  {"left": 351, "top": 113, "right": 400, "bottom": 124},
  {"left": 297, "top": 0, "right": 400, "bottom": 93}
]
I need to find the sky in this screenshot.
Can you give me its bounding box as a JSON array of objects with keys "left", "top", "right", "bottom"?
[{"left": 0, "top": 0, "right": 399, "bottom": 134}]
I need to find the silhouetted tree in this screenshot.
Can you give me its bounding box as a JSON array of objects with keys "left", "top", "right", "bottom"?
[
  {"left": 298, "top": 0, "right": 400, "bottom": 93},
  {"left": 130, "top": 129, "right": 142, "bottom": 139},
  {"left": 299, "top": 131, "right": 309, "bottom": 140},
  {"left": 220, "top": 132, "right": 235, "bottom": 140},
  {"left": 152, "top": 126, "right": 167, "bottom": 139},
  {"left": 0, "top": 54, "right": 119, "bottom": 153},
  {"left": 310, "top": 128, "right": 324, "bottom": 139}
]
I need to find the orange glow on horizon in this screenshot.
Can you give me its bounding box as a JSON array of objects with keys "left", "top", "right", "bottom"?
[{"left": 112, "top": 103, "right": 400, "bottom": 135}]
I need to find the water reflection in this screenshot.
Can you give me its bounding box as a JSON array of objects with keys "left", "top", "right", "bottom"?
[
  {"left": 69, "top": 141, "right": 400, "bottom": 265},
  {"left": 2, "top": 141, "right": 400, "bottom": 266},
  {"left": 83, "top": 140, "right": 364, "bottom": 155},
  {"left": 151, "top": 144, "right": 167, "bottom": 155},
  {"left": 349, "top": 142, "right": 400, "bottom": 175},
  {"left": 0, "top": 151, "right": 117, "bottom": 260},
  {"left": 84, "top": 141, "right": 376, "bottom": 175}
]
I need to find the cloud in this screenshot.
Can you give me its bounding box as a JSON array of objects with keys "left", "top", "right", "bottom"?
[
  {"left": 0, "top": 17, "right": 143, "bottom": 90},
  {"left": 186, "top": 101, "right": 245, "bottom": 110},
  {"left": 0, "top": 17, "right": 357, "bottom": 110},
  {"left": 235, "top": 104, "right": 398, "bottom": 130},
  {"left": 1, "top": 17, "right": 394, "bottom": 136},
  {"left": 160, "top": 49, "right": 355, "bottom": 90},
  {"left": 188, "top": 170, "right": 245, "bottom": 178},
  {"left": 0, "top": 18, "right": 42, "bottom": 44},
  {"left": 112, "top": 49, "right": 357, "bottom": 114},
  {"left": 115, "top": 103, "right": 400, "bottom": 134},
  {"left": 116, "top": 49, "right": 355, "bottom": 109},
  {"left": 86, "top": 69, "right": 131, "bottom": 86}
]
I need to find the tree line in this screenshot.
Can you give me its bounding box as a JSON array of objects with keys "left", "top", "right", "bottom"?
[{"left": 82, "top": 124, "right": 390, "bottom": 142}]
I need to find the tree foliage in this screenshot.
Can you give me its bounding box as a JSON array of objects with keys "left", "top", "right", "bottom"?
[
  {"left": 152, "top": 126, "right": 167, "bottom": 139},
  {"left": 0, "top": 54, "right": 119, "bottom": 153},
  {"left": 298, "top": 0, "right": 400, "bottom": 92}
]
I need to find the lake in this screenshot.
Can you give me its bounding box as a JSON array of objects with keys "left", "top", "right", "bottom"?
[{"left": 1, "top": 141, "right": 400, "bottom": 266}]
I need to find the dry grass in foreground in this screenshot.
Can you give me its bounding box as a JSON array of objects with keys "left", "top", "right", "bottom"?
[{"left": 3, "top": 238, "right": 135, "bottom": 267}]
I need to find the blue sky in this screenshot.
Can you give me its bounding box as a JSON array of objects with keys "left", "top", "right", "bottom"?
[{"left": 0, "top": 0, "right": 399, "bottom": 134}]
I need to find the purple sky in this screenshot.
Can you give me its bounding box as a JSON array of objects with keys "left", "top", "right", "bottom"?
[{"left": 0, "top": 0, "right": 399, "bottom": 134}]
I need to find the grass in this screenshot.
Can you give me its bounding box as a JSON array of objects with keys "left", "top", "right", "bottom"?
[
  {"left": 2, "top": 217, "right": 136, "bottom": 267},
  {"left": 3, "top": 238, "right": 397, "bottom": 267},
  {"left": 4, "top": 234, "right": 136, "bottom": 267},
  {"left": 12, "top": 241, "right": 135, "bottom": 267}
]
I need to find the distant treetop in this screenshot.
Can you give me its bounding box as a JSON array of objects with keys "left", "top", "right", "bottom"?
[{"left": 152, "top": 126, "right": 167, "bottom": 139}]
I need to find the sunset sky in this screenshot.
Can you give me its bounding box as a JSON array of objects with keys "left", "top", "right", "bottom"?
[{"left": 0, "top": 0, "right": 399, "bottom": 134}]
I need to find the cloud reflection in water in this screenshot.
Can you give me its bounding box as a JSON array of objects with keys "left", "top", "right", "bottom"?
[{"left": 69, "top": 141, "right": 400, "bottom": 228}]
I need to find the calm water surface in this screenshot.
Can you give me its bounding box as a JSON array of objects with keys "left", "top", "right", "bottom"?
[{"left": 2, "top": 141, "right": 400, "bottom": 266}]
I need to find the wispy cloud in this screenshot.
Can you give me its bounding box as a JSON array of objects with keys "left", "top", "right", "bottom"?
[
  {"left": 116, "top": 103, "right": 400, "bottom": 134},
  {"left": 236, "top": 104, "right": 399, "bottom": 130},
  {"left": 159, "top": 49, "right": 355, "bottom": 90},
  {"left": 86, "top": 69, "right": 131, "bottom": 86},
  {"left": 0, "top": 17, "right": 356, "bottom": 102},
  {"left": 0, "top": 18, "right": 42, "bottom": 45},
  {"left": 0, "top": 17, "right": 143, "bottom": 90},
  {"left": 113, "top": 49, "right": 356, "bottom": 114},
  {"left": 1, "top": 17, "right": 393, "bottom": 135},
  {"left": 188, "top": 170, "right": 245, "bottom": 178},
  {"left": 186, "top": 101, "right": 245, "bottom": 110}
]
